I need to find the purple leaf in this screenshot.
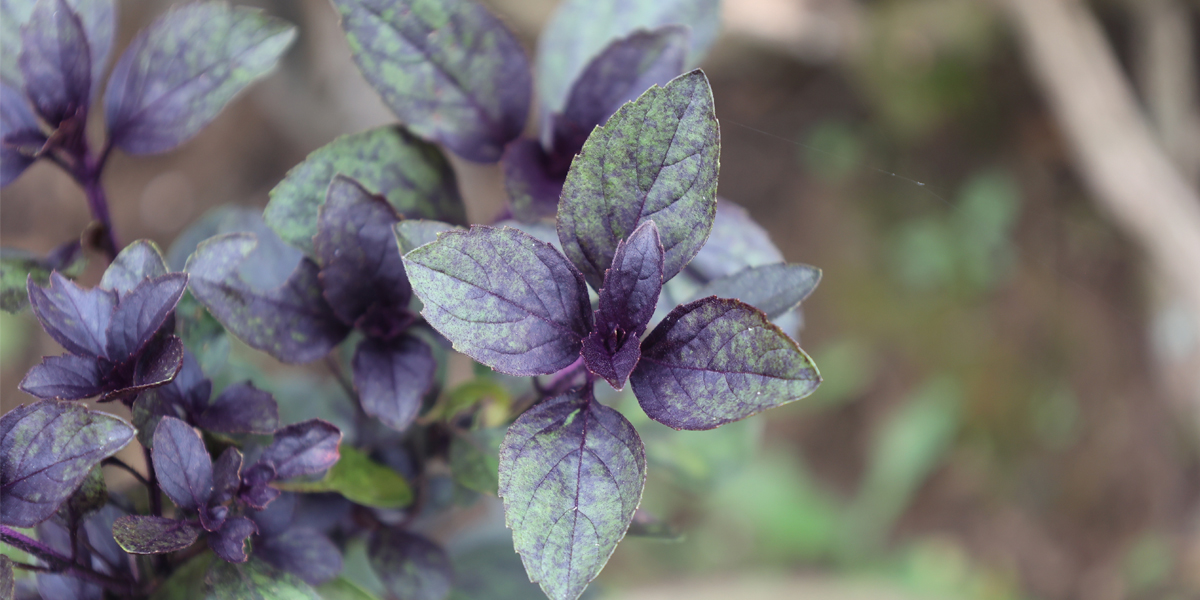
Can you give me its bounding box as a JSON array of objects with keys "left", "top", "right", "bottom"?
[
  {"left": 550, "top": 26, "right": 689, "bottom": 156},
  {"left": 258, "top": 419, "right": 341, "bottom": 480},
  {"left": 28, "top": 272, "right": 116, "bottom": 358},
  {"left": 0, "top": 81, "right": 44, "bottom": 187},
  {"left": 34, "top": 519, "right": 103, "bottom": 599},
  {"left": 352, "top": 335, "right": 435, "bottom": 432},
  {"left": 0, "top": 400, "right": 134, "bottom": 527},
  {"left": 209, "top": 516, "right": 257, "bottom": 563},
  {"left": 19, "top": 0, "right": 91, "bottom": 126},
  {"left": 535, "top": 0, "right": 721, "bottom": 117},
  {"left": 196, "top": 382, "right": 279, "bottom": 435},
  {"left": 117, "top": 332, "right": 185, "bottom": 402},
  {"left": 4, "top": 0, "right": 114, "bottom": 95},
  {"left": 249, "top": 490, "right": 295, "bottom": 538},
  {"left": 152, "top": 416, "right": 213, "bottom": 510},
  {"left": 240, "top": 482, "right": 281, "bottom": 511},
  {"left": 111, "top": 515, "right": 201, "bottom": 554},
  {"left": 265, "top": 125, "right": 465, "bottom": 258},
  {"left": 184, "top": 233, "right": 351, "bottom": 364},
  {"left": 497, "top": 388, "right": 646, "bottom": 600},
  {"left": 199, "top": 503, "right": 228, "bottom": 532},
  {"left": 581, "top": 221, "right": 664, "bottom": 389},
  {"left": 82, "top": 504, "right": 132, "bottom": 576},
  {"left": 18, "top": 353, "right": 105, "bottom": 400},
  {"left": 315, "top": 176, "right": 410, "bottom": 328},
  {"left": 257, "top": 527, "right": 342, "bottom": 586},
  {"left": 501, "top": 138, "right": 565, "bottom": 223},
  {"left": 631, "top": 297, "right": 822, "bottom": 430},
  {"left": 557, "top": 71, "right": 719, "bottom": 291},
  {"left": 100, "top": 239, "right": 170, "bottom": 295},
  {"left": 689, "top": 262, "right": 821, "bottom": 319},
  {"left": 367, "top": 528, "right": 452, "bottom": 600},
  {"left": 103, "top": 2, "right": 296, "bottom": 154},
  {"left": 131, "top": 350, "right": 207, "bottom": 447},
  {"left": 688, "top": 198, "right": 784, "bottom": 280},
  {"left": 403, "top": 226, "right": 592, "bottom": 376},
  {"left": 211, "top": 447, "right": 242, "bottom": 505},
  {"left": 104, "top": 273, "right": 187, "bottom": 362},
  {"left": 331, "top": 0, "right": 531, "bottom": 163}
]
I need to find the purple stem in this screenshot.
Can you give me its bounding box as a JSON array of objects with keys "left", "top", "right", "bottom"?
[
  {"left": 80, "top": 143, "right": 119, "bottom": 259},
  {"left": 0, "top": 526, "right": 134, "bottom": 593}
]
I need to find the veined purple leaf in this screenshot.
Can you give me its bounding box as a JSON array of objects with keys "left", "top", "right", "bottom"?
[
  {"left": 184, "top": 233, "right": 350, "bottom": 364},
  {"left": 103, "top": 2, "right": 296, "bottom": 154},
  {"left": 557, "top": 70, "right": 719, "bottom": 291},
  {"left": 112, "top": 515, "right": 201, "bottom": 554},
  {"left": 28, "top": 272, "right": 116, "bottom": 358},
  {"left": 315, "top": 176, "right": 409, "bottom": 327},
  {"left": 0, "top": 81, "right": 44, "bottom": 187},
  {"left": 331, "top": 0, "right": 531, "bottom": 163},
  {"left": 352, "top": 335, "right": 435, "bottom": 432},
  {"left": 367, "top": 528, "right": 452, "bottom": 600},
  {"left": 18, "top": 353, "right": 105, "bottom": 400},
  {"left": 196, "top": 382, "right": 279, "bottom": 435},
  {"left": 536, "top": 0, "right": 720, "bottom": 116},
  {"left": 690, "top": 263, "right": 821, "bottom": 319},
  {"left": 2, "top": 0, "right": 113, "bottom": 92},
  {"left": 152, "top": 416, "right": 213, "bottom": 510},
  {"left": 631, "top": 297, "right": 821, "bottom": 430},
  {"left": 257, "top": 527, "right": 342, "bottom": 586},
  {"left": 550, "top": 26, "right": 689, "bottom": 155},
  {"left": 497, "top": 388, "right": 646, "bottom": 600},
  {"left": 211, "top": 447, "right": 242, "bottom": 505},
  {"left": 393, "top": 219, "right": 465, "bottom": 255},
  {"left": 209, "top": 516, "right": 257, "bottom": 563},
  {"left": 403, "top": 226, "right": 592, "bottom": 376},
  {"left": 0, "top": 401, "right": 134, "bottom": 527},
  {"left": 104, "top": 273, "right": 187, "bottom": 361},
  {"left": 131, "top": 350, "right": 208, "bottom": 447},
  {"left": 582, "top": 221, "right": 664, "bottom": 390},
  {"left": 501, "top": 139, "right": 565, "bottom": 224},
  {"left": 259, "top": 419, "right": 341, "bottom": 480},
  {"left": 688, "top": 198, "right": 784, "bottom": 280},
  {"left": 19, "top": 0, "right": 91, "bottom": 126},
  {"left": 265, "top": 126, "right": 464, "bottom": 258},
  {"left": 100, "top": 240, "right": 170, "bottom": 295},
  {"left": 118, "top": 332, "right": 185, "bottom": 402}
]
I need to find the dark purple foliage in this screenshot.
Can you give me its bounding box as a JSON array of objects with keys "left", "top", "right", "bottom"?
[
  {"left": 207, "top": 516, "right": 257, "bottom": 563},
  {"left": 256, "top": 420, "right": 342, "bottom": 481},
  {"left": 249, "top": 494, "right": 342, "bottom": 585},
  {"left": 111, "top": 515, "right": 202, "bottom": 555},
  {"left": 152, "top": 417, "right": 213, "bottom": 510},
  {"left": 20, "top": 273, "right": 187, "bottom": 403},
  {"left": 368, "top": 528, "right": 453, "bottom": 600},
  {"left": 19, "top": 0, "right": 92, "bottom": 127},
  {"left": 0, "top": 81, "right": 45, "bottom": 187}
]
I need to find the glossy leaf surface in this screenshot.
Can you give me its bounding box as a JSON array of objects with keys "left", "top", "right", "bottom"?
[
  {"left": 0, "top": 400, "right": 134, "bottom": 526},
  {"left": 112, "top": 515, "right": 202, "bottom": 554},
  {"left": 18, "top": 353, "right": 106, "bottom": 400},
  {"left": 581, "top": 221, "right": 663, "bottom": 389},
  {"left": 104, "top": 2, "right": 296, "bottom": 154},
  {"left": 258, "top": 419, "right": 341, "bottom": 480},
  {"left": 404, "top": 226, "right": 592, "bottom": 376},
  {"left": 331, "top": 0, "right": 531, "bottom": 162},
  {"left": 498, "top": 389, "right": 646, "bottom": 600},
  {"left": 266, "top": 126, "right": 464, "bottom": 258},
  {"left": 557, "top": 70, "right": 719, "bottom": 290},
  {"left": 100, "top": 240, "right": 170, "bottom": 295},
  {"left": 104, "top": 273, "right": 187, "bottom": 361},
  {"left": 185, "top": 233, "right": 350, "bottom": 364},
  {"left": 631, "top": 298, "right": 821, "bottom": 430},
  {"left": 28, "top": 272, "right": 116, "bottom": 358},
  {"left": 367, "top": 528, "right": 452, "bottom": 600},
  {"left": 152, "top": 416, "right": 213, "bottom": 510},
  {"left": 536, "top": 0, "right": 720, "bottom": 114}
]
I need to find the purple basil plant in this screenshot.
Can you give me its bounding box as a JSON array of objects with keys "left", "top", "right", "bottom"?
[{"left": 1, "top": 1, "right": 824, "bottom": 599}]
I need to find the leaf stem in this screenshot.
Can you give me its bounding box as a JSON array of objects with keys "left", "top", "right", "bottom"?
[
  {"left": 0, "top": 526, "right": 135, "bottom": 594},
  {"left": 102, "top": 456, "right": 151, "bottom": 488},
  {"left": 142, "top": 446, "right": 163, "bottom": 518}
]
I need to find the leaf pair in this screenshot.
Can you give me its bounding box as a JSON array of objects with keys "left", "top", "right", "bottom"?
[
  {"left": 188, "top": 177, "right": 438, "bottom": 432},
  {"left": 2, "top": 0, "right": 297, "bottom": 186}
]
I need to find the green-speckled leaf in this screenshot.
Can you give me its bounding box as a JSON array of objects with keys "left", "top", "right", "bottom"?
[
  {"left": 449, "top": 427, "right": 504, "bottom": 495},
  {"left": 207, "top": 557, "right": 322, "bottom": 600},
  {"left": 265, "top": 126, "right": 465, "bottom": 258},
  {"left": 0, "top": 555, "right": 12, "bottom": 600},
  {"left": 557, "top": 70, "right": 719, "bottom": 291},
  {"left": 393, "top": 220, "right": 464, "bottom": 255},
  {"left": 317, "top": 577, "right": 380, "bottom": 600},
  {"left": 272, "top": 445, "right": 412, "bottom": 509},
  {"left": 331, "top": 0, "right": 531, "bottom": 163},
  {"left": 56, "top": 464, "right": 106, "bottom": 522},
  {"left": 497, "top": 388, "right": 645, "bottom": 600},
  {"left": 101, "top": 240, "right": 169, "bottom": 295},
  {"left": 403, "top": 226, "right": 592, "bottom": 376},
  {"left": 536, "top": 0, "right": 720, "bottom": 115},
  {"left": 103, "top": 2, "right": 296, "bottom": 155},
  {"left": 184, "top": 233, "right": 350, "bottom": 364},
  {"left": 0, "top": 242, "right": 86, "bottom": 313},
  {"left": 689, "top": 263, "right": 821, "bottom": 319},
  {"left": 367, "top": 528, "right": 452, "bottom": 600},
  {"left": 630, "top": 297, "right": 820, "bottom": 430},
  {"left": 112, "top": 515, "right": 202, "bottom": 554},
  {"left": 0, "top": 400, "right": 134, "bottom": 527}
]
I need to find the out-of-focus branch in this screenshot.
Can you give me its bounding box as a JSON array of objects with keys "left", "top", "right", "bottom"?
[{"left": 1133, "top": 0, "right": 1200, "bottom": 182}]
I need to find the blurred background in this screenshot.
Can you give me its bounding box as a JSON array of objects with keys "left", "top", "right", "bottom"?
[{"left": 3, "top": 0, "right": 1200, "bottom": 599}]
